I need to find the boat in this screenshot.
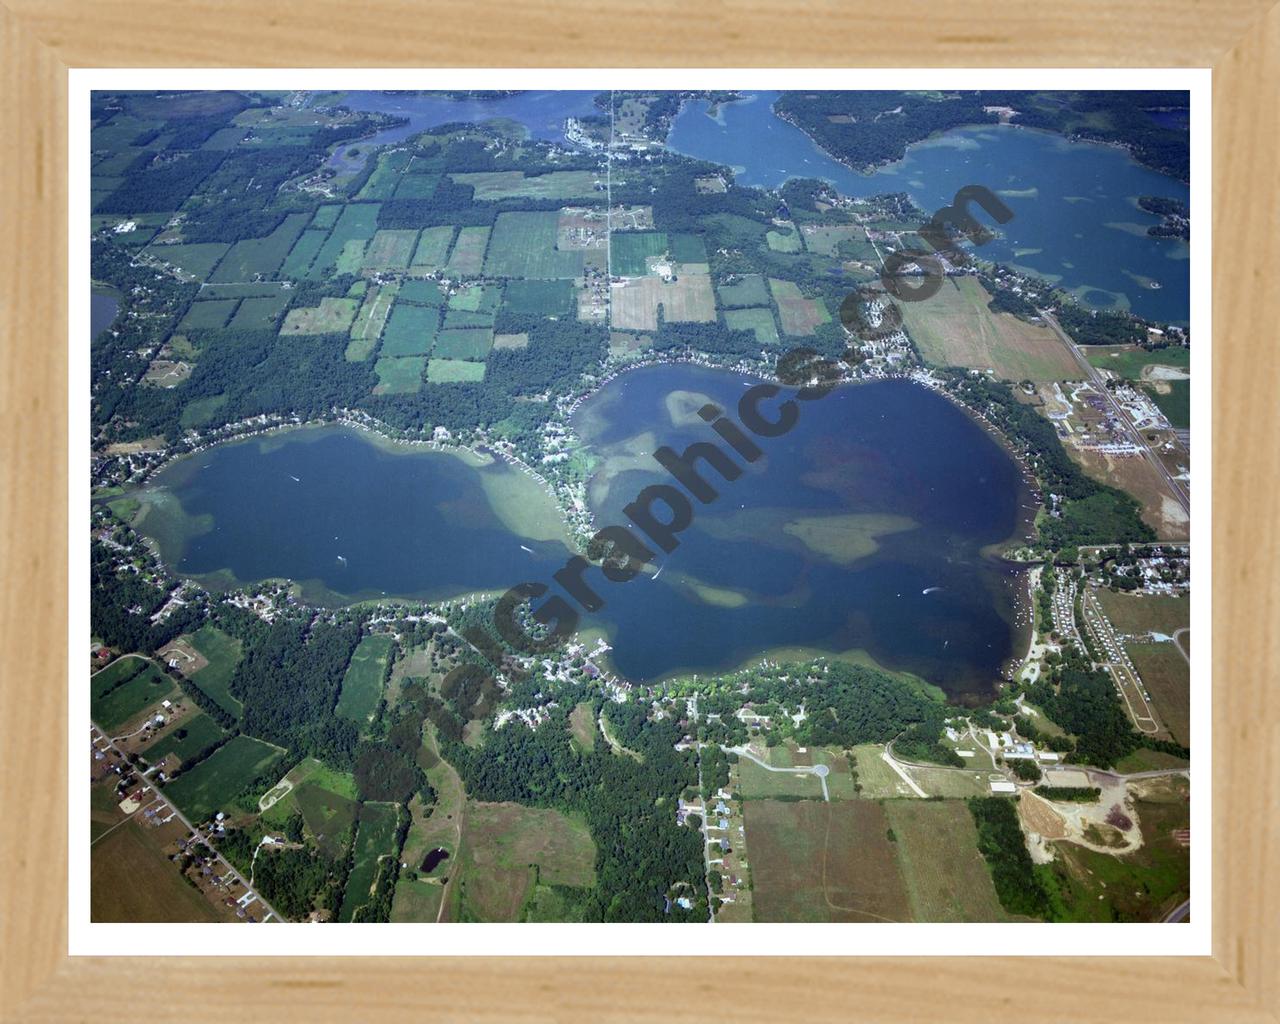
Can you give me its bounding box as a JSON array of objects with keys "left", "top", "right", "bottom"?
[
  {"left": 922, "top": 586, "right": 942, "bottom": 595},
  {"left": 520, "top": 545, "right": 534, "bottom": 554}
]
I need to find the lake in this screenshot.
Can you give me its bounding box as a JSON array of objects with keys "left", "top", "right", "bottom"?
[
  {"left": 668, "top": 91, "right": 1190, "bottom": 324},
  {"left": 133, "top": 369, "right": 1031, "bottom": 699},
  {"left": 91, "top": 289, "right": 120, "bottom": 341}
]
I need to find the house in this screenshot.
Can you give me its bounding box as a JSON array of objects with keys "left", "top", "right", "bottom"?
[{"left": 990, "top": 780, "right": 1017, "bottom": 794}]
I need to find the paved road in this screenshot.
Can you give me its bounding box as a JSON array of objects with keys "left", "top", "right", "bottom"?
[
  {"left": 1041, "top": 310, "right": 1190, "bottom": 516},
  {"left": 1173, "top": 627, "right": 1191, "bottom": 665},
  {"left": 727, "top": 746, "right": 830, "bottom": 801},
  {"left": 1164, "top": 898, "right": 1191, "bottom": 923}
]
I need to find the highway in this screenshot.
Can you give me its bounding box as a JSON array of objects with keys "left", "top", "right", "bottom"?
[{"left": 1040, "top": 310, "right": 1190, "bottom": 516}]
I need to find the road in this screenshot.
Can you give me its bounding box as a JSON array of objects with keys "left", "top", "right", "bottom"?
[
  {"left": 1173, "top": 627, "right": 1191, "bottom": 665},
  {"left": 726, "top": 745, "right": 830, "bottom": 801},
  {"left": 90, "top": 716, "right": 283, "bottom": 923},
  {"left": 1079, "top": 589, "right": 1162, "bottom": 734},
  {"left": 1040, "top": 310, "right": 1190, "bottom": 516},
  {"left": 1164, "top": 898, "right": 1192, "bottom": 923}
]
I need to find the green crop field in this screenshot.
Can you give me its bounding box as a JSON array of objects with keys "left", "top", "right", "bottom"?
[
  {"left": 338, "top": 802, "right": 402, "bottom": 922},
  {"left": 670, "top": 232, "right": 709, "bottom": 265},
  {"left": 336, "top": 634, "right": 395, "bottom": 728},
  {"left": 227, "top": 293, "right": 291, "bottom": 331},
  {"left": 357, "top": 149, "right": 414, "bottom": 200},
  {"left": 724, "top": 306, "right": 779, "bottom": 345},
  {"left": 502, "top": 279, "right": 574, "bottom": 315},
  {"left": 1086, "top": 344, "right": 1190, "bottom": 380},
  {"left": 448, "top": 283, "right": 501, "bottom": 313},
  {"left": 768, "top": 278, "right": 832, "bottom": 336},
  {"left": 310, "top": 204, "right": 342, "bottom": 229},
  {"left": 380, "top": 303, "right": 440, "bottom": 356},
  {"left": 307, "top": 203, "right": 380, "bottom": 280},
  {"left": 164, "top": 735, "right": 283, "bottom": 822},
  {"left": 281, "top": 297, "right": 360, "bottom": 335},
  {"left": 717, "top": 274, "right": 771, "bottom": 308},
  {"left": 374, "top": 356, "right": 426, "bottom": 394},
  {"left": 345, "top": 282, "right": 398, "bottom": 361},
  {"left": 452, "top": 170, "right": 599, "bottom": 201},
  {"left": 210, "top": 212, "right": 309, "bottom": 282},
  {"left": 293, "top": 777, "right": 358, "bottom": 859},
  {"left": 443, "top": 310, "right": 493, "bottom": 330},
  {"left": 398, "top": 279, "right": 446, "bottom": 306},
  {"left": 186, "top": 625, "right": 244, "bottom": 718},
  {"left": 443, "top": 226, "right": 490, "bottom": 277},
  {"left": 393, "top": 172, "right": 441, "bottom": 198},
  {"left": 612, "top": 231, "right": 668, "bottom": 276},
  {"left": 145, "top": 242, "right": 229, "bottom": 281},
  {"left": 427, "top": 358, "right": 486, "bottom": 383},
  {"left": 485, "top": 212, "right": 583, "bottom": 279},
  {"left": 92, "top": 658, "right": 178, "bottom": 732},
  {"left": 361, "top": 229, "right": 419, "bottom": 274},
  {"left": 179, "top": 298, "right": 238, "bottom": 331},
  {"left": 1128, "top": 642, "right": 1191, "bottom": 746},
  {"left": 409, "top": 226, "right": 455, "bottom": 273},
  {"left": 139, "top": 711, "right": 227, "bottom": 766},
  {"left": 1144, "top": 379, "right": 1190, "bottom": 427},
  {"left": 432, "top": 328, "right": 494, "bottom": 360}
]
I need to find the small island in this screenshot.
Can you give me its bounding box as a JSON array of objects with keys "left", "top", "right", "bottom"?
[{"left": 1138, "top": 195, "right": 1190, "bottom": 241}]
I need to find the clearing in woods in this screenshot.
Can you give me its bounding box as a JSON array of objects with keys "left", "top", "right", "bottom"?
[
  {"left": 338, "top": 802, "right": 402, "bottom": 922},
  {"left": 185, "top": 625, "right": 244, "bottom": 719},
  {"left": 900, "top": 276, "right": 1082, "bottom": 382},
  {"left": 280, "top": 297, "right": 359, "bottom": 335},
  {"left": 335, "top": 634, "right": 396, "bottom": 728},
  {"left": 374, "top": 356, "right": 427, "bottom": 394},
  {"left": 745, "top": 799, "right": 910, "bottom": 922},
  {"left": 883, "top": 800, "right": 1013, "bottom": 922},
  {"left": 568, "top": 702, "right": 597, "bottom": 752},
  {"left": 724, "top": 307, "right": 779, "bottom": 345}
]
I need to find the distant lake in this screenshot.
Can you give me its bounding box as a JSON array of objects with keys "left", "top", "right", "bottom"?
[
  {"left": 324, "top": 90, "right": 598, "bottom": 173},
  {"left": 91, "top": 289, "right": 120, "bottom": 341},
  {"left": 668, "top": 92, "right": 1190, "bottom": 324},
  {"left": 132, "top": 368, "right": 1031, "bottom": 700}
]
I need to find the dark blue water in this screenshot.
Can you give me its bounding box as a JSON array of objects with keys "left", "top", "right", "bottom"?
[
  {"left": 668, "top": 92, "right": 1190, "bottom": 323},
  {"left": 326, "top": 90, "right": 599, "bottom": 171},
  {"left": 142, "top": 428, "right": 574, "bottom": 604},
  {"left": 570, "top": 366, "right": 1029, "bottom": 695},
  {"left": 91, "top": 289, "right": 120, "bottom": 341}
]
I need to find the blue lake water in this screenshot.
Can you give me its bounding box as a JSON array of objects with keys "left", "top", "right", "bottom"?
[
  {"left": 91, "top": 289, "right": 120, "bottom": 341},
  {"left": 668, "top": 91, "right": 1190, "bottom": 323}
]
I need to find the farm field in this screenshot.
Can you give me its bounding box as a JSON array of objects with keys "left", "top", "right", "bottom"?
[
  {"left": 452, "top": 170, "right": 599, "bottom": 201},
  {"left": 433, "top": 328, "right": 494, "bottom": 360},
  {"left": 398, "top": 279, "right": 446, "bottom": 306},
  {"left": 800, "top": 222, "right": 864, "bottom": 256},
  {"left": 485, "top": 212, "right": 582, "bottom": 279},
  {"left": 139, "top": 711, "right": 227, "bottom": 766},
  {"left": 448, "top": 283, "right": 501, "bottom": 313},
  {"left": 443, "top": 226, "right": 490, "bottom": 277},
  {"left": 336, "top": 634, "right": 395, "bottom": 728},
  {"left": 736, "top": 756, "right": 824, "bottom": 800},
  {"left": 901, "top": 276, "right": 1081, "bottom": 381},
  {"left": 281, "top": 229, "right": 329, "bottom": 278},
  {"left": 1092, "top": 591, "right": 1189, "bottom": 635},
  {"left": 293, "top": 772, "right": 359, "bottom": 859},
  {"left": 91, "top": 819, "right": 225, "bottom": 922},
  {"left": 210, "top": 212, "right": 309, "bottom": 282},
  {"left": 745, "top": 799, "right": 909, "bottom": 922},
  {"left": 307, "top": 203, "right": 380, "bottom": 280},
  {"left": 427, "top": 358, "right": 485, "bottom": 383},
  {"left": 766, "top": 223, "right": 803, "bottom": 252},
  {"left": 180, "top": 298, "right": 238, "bottom": 331},
  {"left": 724, "top": 306, "right": 779, "bottom": 345},
  {"left": 848, "top": 744, "right": 922, "bottom": 799},
  {"left": 91, "top": 658, "right": 177, "bottom": 733},
  {"left": 1144, "top": 379, "right": 1190, "bottom": 428},
  {"left": 612, "top": 231, "right": 668, "bottom": 276},
  {"left": 227, "top": 293, "right": 290, "bottom": 331},
  {"left": 361, "top": 229, "right": 419, "bottom": 274},
  {"left": 280, "top": 297, "right": 359, "bottom": 335},
  {"left": 186, "top": 625, "right": 244, "bottom": 718},
  {"left": 145, "top": 242, "right": 229, "bottom": 281},
  {"left": 409, "top": 226, "right": 456, "bottom": 273},
  {"left": 163, "top": 735, "right": 284, "bottom": 822},
  {"left": 768, "top": 278, "right": 831, "bottom": 336},
  {"left": 1085, "top": 344, "right": 1190, "bottom": 380},
  {"left": 356, "top": 149, "right": 414, "bottom": 200},
  {"left": 611, "top": 275, "right": 717, "bottom": 331},
  {"left": 379, "top": 302, "right": 440, "bottom": 357},
  {"left": 717, "top": 273, "right": 771, "bottom": 308},
  {"left": 883, "top": 800, "right": 1013, "bottom": 922},
  {"left": 374, "top": 356, "right": 427, "bottom": 393},
  {"left": 338, "top": 802, "right": 402, "bottom": 922},
  {"left": 345, "top": 282, "right": 398, "bottom": 361},
  {"left": 1127, "top": 641, "right": 1191, "bottom": 746}
]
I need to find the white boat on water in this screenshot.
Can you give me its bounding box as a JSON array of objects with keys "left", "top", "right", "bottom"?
[
  {"left": 520, "top": 545, "right": 534, "bottom": 554},
  {"left": 922, "top": 586, "right": 942, "bottom": 595}
]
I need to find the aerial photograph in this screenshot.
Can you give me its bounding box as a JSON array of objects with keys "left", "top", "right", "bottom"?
[{"left": 88, "top": 87, "right": 1193, "bottom": 926}]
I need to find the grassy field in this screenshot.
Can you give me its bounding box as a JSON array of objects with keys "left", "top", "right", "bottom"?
[
  {"left": 307, "top": 203, "right": 380, "bottom": 280},
  {"left": 448, "top": 283, "right": 502, "bottom": 313},
  {"left": 427, "top": 358, "right": 486, "bottom": 383},
  {"left": 293, "top": 774, "right": 359, "bottom": 859},
  {"left": 180, "top": 298, "right": 238, "bottom": 331},
  {"left": 379, "top": 302, "right": 440, "bottom": 357},
  {"left": 485, "top": 212, "right": 583, "bottom": 279},
  {"left": 91, "top": 819, "right": 224, "bottom": 922},
  {"left": 338, "top": 802, "right": 402, "bottom": 922},
  {"left": 433, "top": 329, "right": 493, "bottom": 360},
  {"left": 280, "top": 228, "right": 329, "bottom": 279},
  {"left": 146, "top": 242, "right": 229, "bottom": 281},
  {"left": 670, "top": 232, "right": 708, "bottom": 265},
  {"left": 568, "top": 702, "right": 597, "bottom": 752},
  {"left": 374, "top": 356, "right": 427, "bottom": 394},
  {"left": 800, "top": 223, "right": 864, "bottom": 256},
  {"left": 409, "top": 226, "right": 456, "bottom": 273},
  {"left": 139, "top": 711, "right": 227, "bottom": 766},
  {"left": 186, "top": 625, "right": 244, "bottom": 719},
  {"left": 443, "top": 226, "right": 490, "bottom": 277},
  {"left": 900, "top": 276, "right": 1080, "bottom": 381},
  {"left": 745, "top": 799, "right": 909, "bottom": 922},
  {"left": 345, "top": 281, "right": 398, "bottom": 361},
  {"left": 336, "top": 634, "right": 395, "bottom": 728},
  {"left": 311, "top": 204, "right": 342, "bottom": 229},
  {"left": 91, "top": 659, "right": 177, "bottom": 732},
  {"left": 768, "top": 278, "right": 831, "bottom": 336},
  {"left": 724, "top": 306, "right": 779, "bottom": 345},
  {"left": 883, "top": 800, "right": 1012, "bottom": 922},
  {"left": 210, "top": 212, "right": 309, "bottom": 282},
  {"left": 1085, "top": 344, "right": 1190, "bottom": 380},
  {"left": 848, "top": 744, "right": 922, "bottom": 799},
  {"left": 361, "top": 229, "right": 419, "bottom": 274},
  {"left": 1144, "top": 379, "right": 1190, "bottom": 428},
  {"left": 612, "top": 231, "right": 668, "bottom": 276},
  {"left": 163, "top": 735, "right": 284, "bottom": 822},
  {"left": 1093, "top": 591, "right": 1189, "bottom": 635},
  {"left": 227, "top": 293, "right": 291, "bottom": 331},
  {"left": 398, "top": 279, "right": 446, "bottom": 306},
  {"left": 717, "top": 273, "right": 771, "bottom": 308},
  {"left": 452, "top": 803, "right": 595, "bottom": 922},
  {"left": 737, "top": 757, "right": 825, "bottom": 800},
  {"left": 280, "top": 297, "right": 359, "bottom": 335},
  {"left": 766, "top": 223, "right": 803, "bottom": 252},
  {"left": 1128, "top": 642, "right": 1191, "bottom": 746},
  {"left": 452, "top": 170, "right": 599, "bottom": 201},
  {"left": 356, "top": 149, "right": 414, "bottom": 200}
]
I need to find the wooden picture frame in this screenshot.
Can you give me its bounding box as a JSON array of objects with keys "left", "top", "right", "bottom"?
[{"left": 2, "top": 2, "right": 1276, "bottom": 1019}]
